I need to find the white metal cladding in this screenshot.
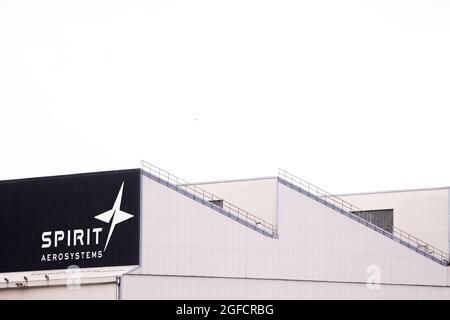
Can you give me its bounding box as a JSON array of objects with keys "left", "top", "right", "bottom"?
[
  {"left": 194, "top": 178, "right": 278, "bottom": 226},
  {"left": 121, "top": 275, "right": 450, "bottom": 300},
  {"left": 0, "top": 282, "right": 116, "bottom": 300},
  {"left": 339, "top": 189, "right": 449, "bottom": 254},
  {"left": 131, "top": 175, "right": 450, "bottom": 288}
]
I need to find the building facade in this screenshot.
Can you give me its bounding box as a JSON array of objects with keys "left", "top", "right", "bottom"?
[{"left": 1, "top": 161, "right": 450, "bottom": 299}]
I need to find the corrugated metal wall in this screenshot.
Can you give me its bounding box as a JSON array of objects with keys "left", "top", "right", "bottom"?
[
  {"left": 132, "top": 175, "right": 450, "bottom": 289},
  {"left": 122, "top": 275, "right": 450, "bottom": 300},
  {"left": 0, "top": 282, "right": 117, "bottom": 300},
  {"left": 195, "top": 178, "right": 278, "bottom": 225},
  {"left": 340, "top": 188, "right": 449, "bottom": 253}
]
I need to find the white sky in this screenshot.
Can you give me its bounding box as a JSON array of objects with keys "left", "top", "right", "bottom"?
[{"left": 1, "top": 0, "right": 449, "bottom": 194}]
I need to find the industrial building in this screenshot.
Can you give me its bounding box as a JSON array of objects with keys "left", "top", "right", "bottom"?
[{"left": 1, "top": 160, "right": 450, "bottom": 299}]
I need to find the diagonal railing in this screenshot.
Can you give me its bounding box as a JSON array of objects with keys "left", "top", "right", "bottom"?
[
  {"left": 141, "top": 160, "right": 277, "bottom": 238},
  {"left": 278, "top": 168, "right": 449, "bottom": 265}
]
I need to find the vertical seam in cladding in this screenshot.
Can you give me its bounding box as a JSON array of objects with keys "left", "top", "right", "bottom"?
[
  {"left": 448, "top": 189, "right": 450, "bottom": 284},
  {"left": 275, "top": 178, "right": 279, "bottom": 237},
  {"left": 445, "top": 189, "right": 450, "bottom": 261},
  {"left": 139, "top": 170, "right": 143, "bottom": 269}
]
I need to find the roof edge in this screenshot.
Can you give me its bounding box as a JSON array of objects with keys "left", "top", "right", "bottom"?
[
  {"left": 337, "top": 185, "right": 450, "bottom": 197},
  {"left": 191, "top": 176, "right": 278, "bottom": 186}
]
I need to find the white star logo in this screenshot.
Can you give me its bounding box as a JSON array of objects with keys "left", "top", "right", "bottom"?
[{"left": 94, "top": 182, "right": 134, "bottom": 251}]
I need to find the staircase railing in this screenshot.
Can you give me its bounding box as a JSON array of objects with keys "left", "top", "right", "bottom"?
[
  {"left": 278, "top": 168, "right": 449, "bottom": 265},
  {"left": 141, "top": 160, "right": 277, "bottom": 238}
]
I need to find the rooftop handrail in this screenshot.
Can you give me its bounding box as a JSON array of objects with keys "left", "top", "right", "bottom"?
[
  {"left": 141, "top": 160, "right": 277, "bottom": 237},
  {"left": 278, "top": 168, "right": 449, "bottom": 264}
]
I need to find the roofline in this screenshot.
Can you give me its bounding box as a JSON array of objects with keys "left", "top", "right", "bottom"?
[
  {"left": 193, "top": 175, "right": 450, "bottom": 196},
  {"left": 0, "top": 168, "right": 141, "bottom": 185},
  {"left": 337, "top": 185, "right": 450, "bottom": 197},
  {"left": 191, "top": 176, "right": 278, "bottom": 186}
]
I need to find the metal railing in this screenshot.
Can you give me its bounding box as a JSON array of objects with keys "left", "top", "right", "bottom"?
[
  {"left": 278, "top": 168, "right": 449, "bottom": 265},
  {"left": 141, "top": 160, "right": 277, "bottom": 238}
]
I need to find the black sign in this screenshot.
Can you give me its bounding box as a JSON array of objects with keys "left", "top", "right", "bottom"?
[{"left": 0, "top": 169, "right": 141, "bottom": 273}]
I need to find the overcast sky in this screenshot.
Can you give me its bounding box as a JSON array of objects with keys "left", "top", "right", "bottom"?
[{"left": 1, "top": 0, "right": 449, "bottom": 194}]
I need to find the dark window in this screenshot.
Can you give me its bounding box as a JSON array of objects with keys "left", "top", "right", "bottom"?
[
  {"left": 209, "top": 199, "right": 224, "bottom": 209},
  {"left": 351, "top": 209, "right": 393, "bottom": 233}
]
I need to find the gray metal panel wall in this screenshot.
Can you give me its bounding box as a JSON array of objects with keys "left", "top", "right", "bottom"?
[
  {"left": 0, "top": 282, "right": 117, "bottom": 300},
  {"left": 121, "top": 275, "right": 450, "bottom": 300}
]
